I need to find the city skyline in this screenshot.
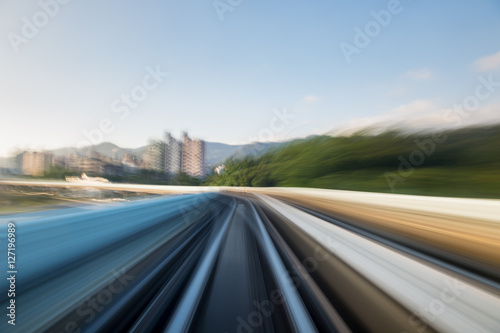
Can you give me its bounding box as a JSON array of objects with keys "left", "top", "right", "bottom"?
[
  {"left": 1, "top": 129, "right": 281, "bottom": 158},
  {"left": 13, "top": 131, "right": 208, "bottom": 179},
  {"left": 1, "top": 1, "right": 500, "bottom": 157}
]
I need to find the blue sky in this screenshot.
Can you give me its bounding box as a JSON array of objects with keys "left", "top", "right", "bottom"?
[{"left": 1, "top": 0, "right": 500, "bottom": 156}]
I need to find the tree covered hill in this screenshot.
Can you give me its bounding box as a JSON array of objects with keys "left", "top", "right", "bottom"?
[{"left": 205, "top": 125, "right": 500, "bottom": 198}]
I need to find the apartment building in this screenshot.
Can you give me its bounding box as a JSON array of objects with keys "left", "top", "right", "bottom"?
[
  {"left": 143, "top": 140, "right": 165, "bottom": 172},
  {"left": 164, "top": 132, "right": 182, "bottom": 175},
  {"left": 181, "top": 132, "right": 205, "bottom": 178},
  {"left": 143, "top": 132, "right": 205, "bottom": 178},
  {"left": 18, "top": 151, "right": 53, "bottom": 176}
]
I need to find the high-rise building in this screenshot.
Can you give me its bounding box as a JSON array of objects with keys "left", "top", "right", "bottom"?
[
  {"left": 142, "top": 132, "right": 205, "bottom": 178},
  {"left": 143, "top": 140, "right": 165, "bottom": 172},
  {"left": 18, "top": 151, "right": 52, "bottom": 176},
  {"left": 164, "top": 132, "right": 182, "bottom": 175},
  {"left": 181, "top": 132, "right": 205, "bottom": 178}
]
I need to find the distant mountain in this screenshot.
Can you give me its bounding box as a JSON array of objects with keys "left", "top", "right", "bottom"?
[
  {"left": 1, "top": 140, "right": 293, "bottom": 170},
  {"left": 205, "top": 142, "right": 244, "bottom": 166},
  {"left": 49, "top": 147, "right": 79, "bottom": 157},
  {"left": 129, "top": 145, "right": 148, "bottom": 157},
  {"left": 224, "top": 137, "right": 318, "bottom": 162},
  {"left": 205, "top": 141, "right": 292, "bottom": 166},
  {"left": 226, "top": 142, "right": 285, "bottom": 161},
  {"left": 83, "top": 142, "right": 123, "bottom": 158},
  {"left": 50, "top": 142, "right": 141, "bottom": 161}
]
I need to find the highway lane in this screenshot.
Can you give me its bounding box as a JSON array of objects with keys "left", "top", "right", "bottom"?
[{"left": 0, "top": 192, "right": 499, "bottom": 333}]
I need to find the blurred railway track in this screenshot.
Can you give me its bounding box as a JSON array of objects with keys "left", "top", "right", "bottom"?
[{"left": 1, "top": 192, "right": 499, "bottom": 333}]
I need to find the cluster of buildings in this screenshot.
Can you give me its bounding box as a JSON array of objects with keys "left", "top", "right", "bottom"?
[
  {"left": 14, "top": 150, "right": 125, "bottom": 178},
  {"left": 143, "top": 132, "right": 205, "bottom": 178},
  {"left": 16, "top": 151, "right": 53, "bottom": 177},
  {"left": 13, "top": 132, "right": 206, "bottom": 179}
]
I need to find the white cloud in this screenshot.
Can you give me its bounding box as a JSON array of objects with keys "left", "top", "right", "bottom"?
[
  {"left": 332, "top": 100, "right": 436, "bottom": 135},
  {"left": 473, "top": 51, "right": 500, "bottom": 72},
  {"left": 439, "top": 103, "right": 500, "bottom": 127},
  {"left": 302, "top": 95, "right": 320, "bottom": 103},
  {"left": 405, "top": 68, "right": 433, "bottom": 81},
  {"left": 330, "top": 101, "right": 500, "bottom": 136}
]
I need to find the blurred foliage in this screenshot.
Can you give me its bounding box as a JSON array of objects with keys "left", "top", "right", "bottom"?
[
  {"left": 42, "top": 166, "right": 78, "bottom": 179},
  {"left": 204, "top": 125, "right": 500, "bottom": 198},
  {"left": 41, "top": 166, "right": 202, "bottom": 186},
  {"left": 111, "top": 170, "right": 202, "bottom": 186}
]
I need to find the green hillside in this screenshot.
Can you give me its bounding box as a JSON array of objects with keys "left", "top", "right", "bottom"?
[{"left": 205, "top": 125, "right": 500, "bottom": 198}]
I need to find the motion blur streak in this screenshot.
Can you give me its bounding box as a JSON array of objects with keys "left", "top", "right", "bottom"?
[{"left": 1, "top": 189, "right": 499, "bottom": 333}]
